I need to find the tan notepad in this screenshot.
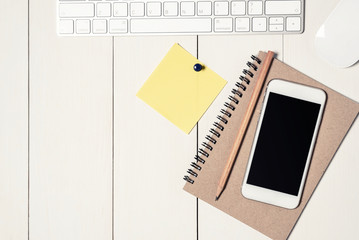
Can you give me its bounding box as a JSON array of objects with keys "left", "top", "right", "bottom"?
[{"left": 183, "top": 51, "right": 359, "bottom": 240}]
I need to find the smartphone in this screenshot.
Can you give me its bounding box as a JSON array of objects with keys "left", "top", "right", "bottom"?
[{"left": 241, "top": 79, "right": 326, "bottom": 209}]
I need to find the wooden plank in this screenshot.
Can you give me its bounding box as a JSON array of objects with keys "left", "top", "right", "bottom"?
[
  {"left": 29, "top": 0, "right": 112, "bottom": 239},
  {"left": 113, "top": 37, "right": 197, "bottom": 240},
  {"left": 197, "top": 35, "right": 282, "bottom": 239},
  {"left": 284, "top": 0, "right": 359, "bottom": 239},
  {"left": 0, "top": 1, "right": 28, "bottom": 239}
]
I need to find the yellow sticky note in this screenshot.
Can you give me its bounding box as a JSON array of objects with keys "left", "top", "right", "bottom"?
[{"left": 136, "top": 43, "right": 227, "bottom": 134}]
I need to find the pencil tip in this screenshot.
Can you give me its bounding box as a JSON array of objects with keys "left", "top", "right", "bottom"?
[{"left": 215, "top": 196, "right": 219, "bottom": 201}]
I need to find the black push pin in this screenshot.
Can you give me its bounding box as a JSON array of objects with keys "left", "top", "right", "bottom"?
[{"left": 193, "top": 63, "right": 203, "bottom": 72}]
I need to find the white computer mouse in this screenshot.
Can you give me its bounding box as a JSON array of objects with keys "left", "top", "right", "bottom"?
[{"left": 314, "top": 0, "right": 359, "bottom": 68}]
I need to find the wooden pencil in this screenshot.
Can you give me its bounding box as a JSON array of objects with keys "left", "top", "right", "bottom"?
[{"left": 215, "top": 51, "right": 275, "bottom": 201}]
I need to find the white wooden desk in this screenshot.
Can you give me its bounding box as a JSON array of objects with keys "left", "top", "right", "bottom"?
[{"left": 1, "top": 0, "right": 358, "bottom": 239}]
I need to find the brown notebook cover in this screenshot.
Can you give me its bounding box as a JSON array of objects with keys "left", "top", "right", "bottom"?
[{"left": 183, "top": 51, "right": 359, "bottom": 240}]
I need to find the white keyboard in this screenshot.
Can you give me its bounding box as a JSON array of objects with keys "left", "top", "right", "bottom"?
[{"left": 58, "top": 0, "right": 304, "bottom": 36}]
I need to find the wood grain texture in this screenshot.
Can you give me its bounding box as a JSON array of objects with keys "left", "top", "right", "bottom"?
[
  {"left": 29, "top": 0, "right": 112, "bottom": 239},
  {"left": 284, "top": 0, "right": 359, "bottom": 239},
  {"left": 113, "top": 37, "right": 197, "bottom": 240},
  {"left": 0, "top": 1, "right": 28, "bottom": 239},
  {"left": 196, "top": 35, "right": 282, "bottom": 240}
]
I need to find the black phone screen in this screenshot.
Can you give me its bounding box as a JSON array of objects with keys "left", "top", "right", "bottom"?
[{"left": 246, "top": 92, "right": 321, "bottom": 196}]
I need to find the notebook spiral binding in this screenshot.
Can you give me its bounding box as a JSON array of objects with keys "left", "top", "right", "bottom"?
[{"left": 183, "top": 55, "right": 261, "bottom": 184}]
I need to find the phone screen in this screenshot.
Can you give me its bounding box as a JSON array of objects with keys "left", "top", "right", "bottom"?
[{"left": 246, "top": 92, "right": 321, "bottom": 196}]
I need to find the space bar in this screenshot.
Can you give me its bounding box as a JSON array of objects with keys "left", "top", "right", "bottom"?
[{"left": 130, "top": 18, "right": 212, "bottom": 33}]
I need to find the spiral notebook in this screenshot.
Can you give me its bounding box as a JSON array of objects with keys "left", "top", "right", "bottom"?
[{"left": 183, "top": 51, "right": 359, "bottom": 240}]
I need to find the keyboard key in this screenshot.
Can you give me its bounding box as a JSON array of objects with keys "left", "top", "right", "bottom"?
[
  {"left": 109, "top": 19, "right": 128, "bottom": 33},
  {"left": 147, "top": 2, "right": 162, "bottom": 17},
  {"left": 235, "top": 17, "right": 250, "bottom": 32},
  {"left": 269, "top": 17, "right": 283, "bottom": 32},
  {"left": 59, "top": 19, "right": 74, "bottom": 34},
  {"left": 130, "top": 2, "right": 145, "bottom": 17},
  {"left": 286, "top": 17, "right": 301, "bottom": 31},
  {"left": 248, "top": 1, "right": 262, "bottom": 15},
  {"left": 231, "top": 1, "right": 245, "bottom": 16},
  {"left": 197, "top": 1, "right": 211, "bottom": 16},
  {"left": 252, "top": 17, "right": 266, "bottom": 31},
  {"left": 214, "top": 18, "right": 232, "bottom": 32},
  {"left": 214, "top": 1, "right": 229, "bottom": 16},
  {"left": 97, "top": 2, "right": 111, "bottom": 17},
  {"left": 59, "top": 3, "right": 94, "bottom": 17},
  {"left": 114, "top": 2, "right": 128, "bottom": 17},
  {"left": 93, "top": 19, "right": 107, "bottom": 34},
  {"left": 131, "top": 18, "right": 211, "bottom": 33},
  {"left": 76, "top": 19, "right": 91, "bottom": 34},
  {"left": 269, "top": 17, "right": 283, "bottom": 24},
  {"left": 181, "top": 2, "right": 195, "bottom": 16},
  {"left": 164, "top": 2, "right": 178, "bottom": 16},
  {"left": 269, "top": 24, "right": 283, "bottom": 32},
  {"left": 265, "top": 1, "right": 301, "bottom": 15}
]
